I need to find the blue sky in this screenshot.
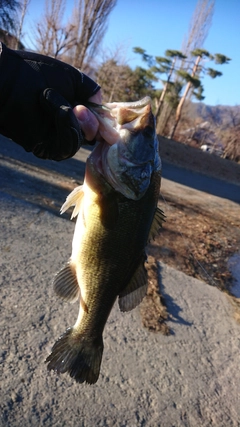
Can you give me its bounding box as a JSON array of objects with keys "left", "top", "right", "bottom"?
[{"left": 24, "top": 0, "right": 240, "bottom": 106}]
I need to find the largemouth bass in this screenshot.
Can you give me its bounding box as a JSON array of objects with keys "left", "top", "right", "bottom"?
[{"left": 46, "top": 97, "right": 164, "bottom": 384}]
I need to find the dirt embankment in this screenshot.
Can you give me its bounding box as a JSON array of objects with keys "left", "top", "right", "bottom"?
[
  {"left": 140, "top": 136, "right": 240, "bottom": 333},
  {"left": 158, "top": 135, "right": 240, "bottom": 184},
  {"left": 157, "top": 136, "right": 240, "bottom": 289}
]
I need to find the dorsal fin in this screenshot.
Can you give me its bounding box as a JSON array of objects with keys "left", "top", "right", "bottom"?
[
  {"left": 118, "top": 255, "right": 148, "bottom": 312},
  {"left": 148, "top": 207, "right": 165, "bottom": 242},
  {"left": 60, "top": 185, "right": 84, "bottom": 219}
]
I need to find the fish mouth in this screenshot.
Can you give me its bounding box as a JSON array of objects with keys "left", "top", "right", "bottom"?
[
  {"left": 87, "top": 97, "right": 160, "bottom": 200},
  {"left": 87, "top": 96, "right": 154, "bottom": 145}
]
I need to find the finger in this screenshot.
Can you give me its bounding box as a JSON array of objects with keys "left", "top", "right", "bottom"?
[{"left": 73, "top": 105, "right": 99, "bottom": 142}]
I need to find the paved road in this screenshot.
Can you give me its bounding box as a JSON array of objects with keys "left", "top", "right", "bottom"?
[{"left": 162, "top": 161, "right": 240, "bottom": 203}]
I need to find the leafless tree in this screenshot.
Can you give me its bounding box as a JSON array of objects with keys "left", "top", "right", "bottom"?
[
  {"left": 223, "top": 133, "right": 240, "bottom": 163},
  {"left": 68, "top": 0, "right": 117, "bottom": 71},
  {"left": 14, "top": 0, "right": 31, "bottom": 49},
  {"left": 228, "top": 106, "right": 240, "bottom": 129},
  {"left": 34, "top": 0, "right": 76, "bottom": 58},
  {"left": 176, "top": 0, "right": 215, "bottom": 99},
  {"left": 182, "top": 0, "right": 215, "bottom": 59},
  {"left": 33, "top": 0, "right": 116, "bottom": 70},
  {"left": 95, "top": 44, "right": 132, "bottom": 101},
  {"left": 222, "top": 107, "right": 240, "bottom": 162},
  {"left": 97, "top": 59, "right": 131, "bottom": 102}
]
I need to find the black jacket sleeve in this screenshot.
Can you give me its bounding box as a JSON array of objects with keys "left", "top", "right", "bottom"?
[{"left": 0, "top": 43, "right": 101, "bottom": 160}]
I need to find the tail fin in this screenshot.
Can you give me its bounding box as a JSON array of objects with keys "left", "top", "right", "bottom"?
[{"left": 46, "top": 328, "right": 103, "bottom": 384}]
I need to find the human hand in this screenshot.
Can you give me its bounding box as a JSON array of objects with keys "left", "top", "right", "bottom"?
[{"left": 0, "top": 43, "right": 101, "bottom": 161}]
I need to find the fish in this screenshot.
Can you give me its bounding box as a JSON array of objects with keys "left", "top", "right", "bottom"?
[{"left": 46, "top": 96, "right": 164, "bottom": 384}]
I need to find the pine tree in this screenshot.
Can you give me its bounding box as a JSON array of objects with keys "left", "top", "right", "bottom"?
[{"left": 169, "top": 49, "right": 231, "bottom": 139}]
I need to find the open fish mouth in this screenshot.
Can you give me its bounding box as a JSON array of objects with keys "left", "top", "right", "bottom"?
[
  {"left": 87, "top": 96, "right": 153, "bottom": 143},
  {"left": 86, "top": 97, "right": 161, "bottom": 200}
]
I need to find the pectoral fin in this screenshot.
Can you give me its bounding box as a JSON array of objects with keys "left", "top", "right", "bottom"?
[
  {"left": 118, "top": 257, "right": 148, "bottom": 312},
  {"left": 60, "top": 185, "right": 84, "bottom": 219},
  {"left": 148, "top": 207, "right": 165, "bottom": 242},
  {"left": 53, "top": 262, "right": 80, "bottom": 303},
  {"left": 53, "top": 262, "right": 88, "bottom": 312}
]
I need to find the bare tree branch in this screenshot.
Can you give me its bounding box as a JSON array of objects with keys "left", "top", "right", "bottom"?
[
  {"left": 33, "top": 0, "right": 116, "bottom": 71},
  {"left": 182, "top": 0, "right": 215, "bottom": 56},
  {"left": 68, "top": 0, "right": 117, "bottom": 70},
  {"left": 14, "top": 0, "right": 31, "bottom": 49},
  {"left": 34, "top": 0, "right": 76, "bottom": 58}
]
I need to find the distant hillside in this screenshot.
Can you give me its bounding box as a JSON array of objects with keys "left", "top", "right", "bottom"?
[{"left": 183, "top": 101, "right": 240, "bottom": 128}]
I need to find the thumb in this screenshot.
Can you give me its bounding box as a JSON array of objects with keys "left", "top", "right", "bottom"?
[{"left": 73, "top": 105, "right": 99, "bottom": 143}]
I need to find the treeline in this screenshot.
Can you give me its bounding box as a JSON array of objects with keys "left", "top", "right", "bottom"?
[
  {"left": 0, "top": 0, "right": 117, "bottom": 71},
  {"left": 0, "top": 0, "right": 239, "bottom": 161}
]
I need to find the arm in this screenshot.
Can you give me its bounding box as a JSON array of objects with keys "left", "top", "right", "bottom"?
[{"left": 0, "top": 43, "right": 101, "bottom": 160}]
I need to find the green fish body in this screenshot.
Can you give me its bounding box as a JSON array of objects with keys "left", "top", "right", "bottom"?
[{"left": 46, "top": 97, "right": 164, "bottom": 384}]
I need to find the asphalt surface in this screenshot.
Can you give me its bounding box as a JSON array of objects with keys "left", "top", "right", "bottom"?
[
  {"left": 162, "top": 161, "right": 240, "bottom": 203},
  {"left": 0, "top": 135, "right": 240, "bottom": 426}
]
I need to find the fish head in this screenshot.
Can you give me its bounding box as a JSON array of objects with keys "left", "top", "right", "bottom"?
[{"left": 86, "top": 97, "right": 161, "bottom": 200}]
